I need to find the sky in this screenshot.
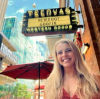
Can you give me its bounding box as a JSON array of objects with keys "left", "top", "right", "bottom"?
[
  {"left": 6, "top": 0, "right": 59, "bottom": 21},
  {"left": 5, "top": 0, "right": 59, "bottom": 41}
]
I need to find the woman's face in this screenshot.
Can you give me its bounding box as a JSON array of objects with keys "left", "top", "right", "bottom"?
[{"left": 56, "top": 42, "right": 76, "bottom": 68}]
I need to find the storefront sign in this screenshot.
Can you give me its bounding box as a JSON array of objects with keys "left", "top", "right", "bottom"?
[
  {"left": 0, "top": 43, "right": 17, "bottom": 63},
  {"left": 22, "top": 7, "right": 79, "bottom": 36}
]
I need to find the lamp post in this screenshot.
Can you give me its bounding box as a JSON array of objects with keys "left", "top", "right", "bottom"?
[
  {"left": 32, "top": 3, "right": 36, "bottom": 8},
  {"left": 81, "top": 43, "right": 90, "bottom": 54}
]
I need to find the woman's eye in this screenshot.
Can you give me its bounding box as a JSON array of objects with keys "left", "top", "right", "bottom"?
[
  {"left": 65, "top": 49, "right": 71, "bottom": 52},
  {"left": 57, "top": 49, "right": 72, "bottom": 55},
  {"left": 58, "top": 51, "right": 62, "bottom": 54}
]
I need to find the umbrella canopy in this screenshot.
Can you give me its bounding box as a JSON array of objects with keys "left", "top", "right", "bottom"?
[
  {"left": 0, "top": 61, "right": 53, "bottom": 99},
  {"left": 0, "top": 61, "right": 53, "bottom": 79}
]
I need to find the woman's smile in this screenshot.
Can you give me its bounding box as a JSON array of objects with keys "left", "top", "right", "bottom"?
[{"left": 62, "top": 58, "right": 71, "bottom": 62}]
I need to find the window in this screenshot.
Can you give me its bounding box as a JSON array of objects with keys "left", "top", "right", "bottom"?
[
  {"left": 78, "top": 5, "right": 85, "bottom": 34},
  {"left": 40, "top": 89, "right": 44, "bottom": 95},
  {"left": 98, "top": 0, "right": 100, "bottom": 4},
  {"left": 66, "top": 0, "right": 69, "bottom": 7},
  {"left": 41, "top": 79, "right": 43, "bottom": 82},
  {"left": 66, "top": 0, "right": 75, "bottom": 9}
]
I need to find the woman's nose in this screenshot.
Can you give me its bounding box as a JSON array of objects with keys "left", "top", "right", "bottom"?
[{"left": 62, "top": 51, "right": 66, "bottom": 56}]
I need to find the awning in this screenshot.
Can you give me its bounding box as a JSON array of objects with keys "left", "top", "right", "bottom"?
[
  {"left": 0, "top": 74, "right": 17, "bottom": 85},
  {"left": 34, "top": 85, "right": 45, "bottom": 90}
]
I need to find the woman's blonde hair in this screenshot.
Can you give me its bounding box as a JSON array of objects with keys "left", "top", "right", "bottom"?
[{"left": 44, "top": 38, "right": 99, "bottom": 99}]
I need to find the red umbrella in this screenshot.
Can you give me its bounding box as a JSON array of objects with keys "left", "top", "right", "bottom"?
[
  {"left": 35, "top": 85, "right": 45, "bottom": 90},
  {"left": 0, "top": 61, "right": 53, "bottom": 99}
]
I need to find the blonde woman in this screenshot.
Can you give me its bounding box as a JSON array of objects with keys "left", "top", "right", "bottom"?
[{"left": 44, "top": 39, "right": 100, "bottom": 99}]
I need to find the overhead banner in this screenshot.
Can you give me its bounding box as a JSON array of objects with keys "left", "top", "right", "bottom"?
[{"left": 22, "top": 7, "right": 80, "bottom": 36}]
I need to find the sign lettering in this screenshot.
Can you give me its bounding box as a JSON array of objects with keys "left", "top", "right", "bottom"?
[
  {"left": 28, "top": 15, "right": 70, "bottom": 27},
  {"left": 22, "top": 7, "right": 80, "bottom": 36}
]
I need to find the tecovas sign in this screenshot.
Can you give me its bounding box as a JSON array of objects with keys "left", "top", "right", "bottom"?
[{"left": 22, "top": 7, "right": 82, "bottom": 36}]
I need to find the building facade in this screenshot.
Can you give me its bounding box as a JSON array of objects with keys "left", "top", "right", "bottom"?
[
  {"left": 0, "top": 32, "right": 17, "bottom": 70},
  {"left": 0, "top": 0, "right": 8, "bottom": 31},
  {"left": 74, "top": 0, "right": 100, "bottom": 73},
  {"left": 0, "top": 0, "right": 18, "bottom": 72},
  {"left": 59, "top": 0, "right": 100, "bottom": 74},
  {"left": 2, "top": 16, "right": 34, "bottom": 64}
]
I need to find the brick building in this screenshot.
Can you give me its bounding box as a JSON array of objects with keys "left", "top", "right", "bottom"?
[{"left": 59, "top": 0, "right": 100, "bottom": 74}]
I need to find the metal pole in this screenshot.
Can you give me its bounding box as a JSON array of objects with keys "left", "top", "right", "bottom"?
[{"left": 38, "top": 63, "right": 40, "bottom": 99}]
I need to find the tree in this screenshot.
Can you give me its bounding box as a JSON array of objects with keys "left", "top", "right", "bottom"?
[
  {"left": 0, "top": 84, "right": 8, "bottom": 91},
  {"left": 0, "top": 84, "right": 11, "bottom": 99},
  {"left": 12, "top": 83, "right": 31, "bottom": 99},
  {"left": 0, "top": 91, "right": 5, "bottom": 99}
]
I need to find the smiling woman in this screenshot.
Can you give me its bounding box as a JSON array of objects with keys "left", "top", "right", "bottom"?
[
  {"left": 44, "top": 38, "right": 100, "bottom": 99},
  {"left": 56, "top": 43, "right": 75, "bottom": 69}
]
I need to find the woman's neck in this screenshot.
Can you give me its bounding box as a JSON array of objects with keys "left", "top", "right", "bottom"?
[{"left": 64, "top": 66, "right": 77, "bottom": 79}]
